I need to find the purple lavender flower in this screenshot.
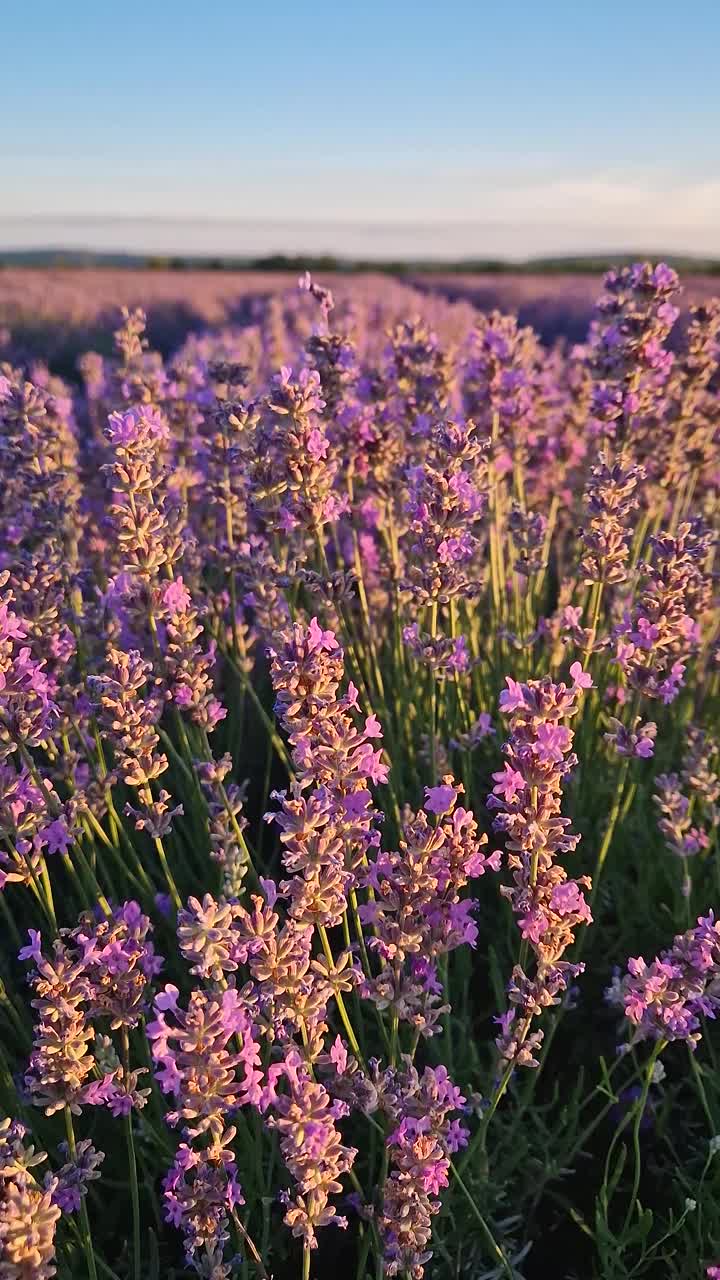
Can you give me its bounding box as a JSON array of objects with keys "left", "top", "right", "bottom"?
[
  {"left": 163, "top": 1141, "right": 244, "bottom": 1278},
  {"left": 617, "top": 913, "right": 720, "bottom": 1048},
  {"left": 265, "top": 1048, "right": 356, "bottom": 1250},
  {"left": 361, "top": 777, "right": 500, "bottom": 1037},
  {"left": 0, "top": 1118, "right": 61, "bottom": 1280},
  {"left": 377, "top": 1062, "right": 468, "bottom": 1279},
  {"left": 148, "top": 984, "right": 264, "bottom": 1139},
  {"left": 489, "top": 668, "right": 592, "bottom": 1069}
]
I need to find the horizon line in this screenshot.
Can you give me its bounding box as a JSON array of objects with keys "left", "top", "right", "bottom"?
[{"left": 3, "top": 243, "right": 720, "bottom": 267}]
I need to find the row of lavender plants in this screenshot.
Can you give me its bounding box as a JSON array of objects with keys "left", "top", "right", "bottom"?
[{"left": 0, "top": 265, "right": 719, "bottom": 1279}]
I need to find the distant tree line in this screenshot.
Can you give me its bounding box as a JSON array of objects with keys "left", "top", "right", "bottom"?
[{"left": 2, "top": 250, "right": 720, "bottom": 274}]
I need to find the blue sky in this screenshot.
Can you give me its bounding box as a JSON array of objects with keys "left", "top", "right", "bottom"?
[{"left": 2, "top": 1, "right": 719, "bottom": 259}]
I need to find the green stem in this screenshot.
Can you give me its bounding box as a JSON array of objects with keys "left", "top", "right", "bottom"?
[
  {"left": 121, "top": 1030, "right": 141, "bottom": 1280},
  {"left": 449, "top": 1161, "right": 513, "bottom": 1279},
  {"left": 622, "top": 1040, "right": 665, "bottom": 1233},
  {"left": 318, "top": 925, "right": 366, "bottom": 1070},
  {"left": 64, "top": 1106, "right": 99, "bottom": 1280},
  {"left": 231, "top": 1210, "right": 268, "bottom": 1279}
]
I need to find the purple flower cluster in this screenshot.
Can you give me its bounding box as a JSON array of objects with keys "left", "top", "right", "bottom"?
[
  {"left": 360, "top": 779, "right": 500, "bottom": 1036},
  {"left": 91, "top": 647, "right": 183, "bottom": 839},
  {"left": 579, "top": 453, "right": 645, "bottom": 587},
  {"left": 0, "top": 576, "right": 57, "bottom": 760},
  {"left": 22, "top": 902, "right": 158, "bottom": 1118},
  {"left": 489, "top": 665, "right": 593, "bottom": 1068},
  {"left": 161, "top": 577, "right": 226, "bottom": 731},
  {"left": 402, "top": 622, "right": 471, "bottom": 679},
  {"left": 148, "top": 983, "right": 263, "bottom": 1136},
  {"left": 149, "top": 982, "right": 263, "bottom": 1275},
  {"left": 402, "top": 419, "right": 488, "bottom": 604},
  {"left": 0, "top": 1119, "right": 61, "bottom": 1280},
  {"left": 617, "top": 913, "right": 720, "bottom": 1048},
  {"left": 589, "top": 262, "right": 680, "bottom": 439},
  {"left": 265, "top": 1049, "right": 356, "bottom": 1249},
  {"left": 267, "top": 618, "right": 386, "bottom": 926},
  {"left": 461, "top": 310, "right": 539, "bottom": 453},
  {"left": 163, "top": 1141, "right": 244, "bottom": 1279},
  {"left": 654, "top": 773, "right": 710, "bottom": 861},
  {"left": 377, "top": 1063, "right": 468, "bottom": 1279},
  {"left": 614, "top": 519, "right": 714, "bottom": 705}
]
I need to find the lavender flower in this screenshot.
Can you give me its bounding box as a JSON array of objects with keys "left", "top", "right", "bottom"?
[
  {"left": 148, "top": 984, "right": 263, "bottom": 1140},
  {"left": 161, "top": 577, "right": 226, "bottom": 731},
  {"left": 360, "top": 778, "right": 500, "bottom": 1036},
  {"left": 489, "top": 665, "right": 592, "bottom": 1069},
  {"left": 53, "top": 1139, "right": 104, "bottom": 1213},
  {"left": 402, "top": 420, "right": 488, "bottom": 604},
  {"left": 22, "top": 933, "right": 98, "bottom": 1116},
  {"left": 377, "top": 1063, "right": 468, "bottom": 1279},
  {"left": 0, "top": 1120, "right": 61, "bottom": 1280},
  {"left": 267, "top": 618, "right": 386, "bottom": 926},
  {"left": 163, "top": 1142, "right": 244, "bottom": 1279},
  {"left": 91, "top": 647, "right": 183, "bottom": 838},
  {"left": 265, "top": 1049, "right": 356, "bottom": 1250},
  {"left": 579, "top": 453, "right": 644, "bottom": 586},
  {"left": 617, "top": 913, "right": 720, "bottom": 1048},
  {"left": 654, "top": 773, "right": 709, "bottom": 860},
  {"left": 589, "top": 262, "right": 680, "bottom": 439},
  {"left": 71, "top": 900, "right": 162, "bottom": 1028},
  {"left": 103, "top": 404, "right": 183, "bottom": 581},
  {"left": 614, "top": 519, "right": 714, "bottom": 704}
]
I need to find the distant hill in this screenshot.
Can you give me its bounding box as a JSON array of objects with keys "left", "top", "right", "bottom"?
[{"left": 2, "top": 249, "right": 720, "bottom": 275}]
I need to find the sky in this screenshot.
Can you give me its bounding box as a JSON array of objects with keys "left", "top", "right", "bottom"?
[{"left": 2, "top": 0, "right": 719, "bottom": 261}]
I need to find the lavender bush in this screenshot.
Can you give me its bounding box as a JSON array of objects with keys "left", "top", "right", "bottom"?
[{"left": 0, "top": 266, "right": 719, "bottom": 1278}]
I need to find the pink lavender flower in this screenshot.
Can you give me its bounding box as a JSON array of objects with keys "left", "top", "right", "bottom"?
[
  {"left": 267, "top": 619, "right": 386, "bottom": 927},
  {"left": 161, "top": 577, "right": 226, "bottom": 731},
  {"left": 265, "top": 1048, "right": 356, "bottom": 1250},
  {"left": 385, "top": 320, "right": 452, "bottom": 434},
  {"left": 450, "top": 711, "right": 494, "bottom": 752},
  {"left": 489, "top": 669, "right": 592, "bottom": 1069},
  {"left": 260, "top": 365, "right": 343, "bottom": 533},
  {"left": 617, "top": 913, "right": 720, "bottom": 1048},
  {"left": 163, "top": 1141, "right": 244, "bottom": 1279},
  {"left": 614, "top": 519, "right": 713, "bottom": 705},
  {"left": 377, "top": 1063, "right": 468, "bottom": 1279},
  {"left": 461, "top": 310, "right": 538, "bottom": 451},
  {"left": 0, "top": 762, "right": 70, "bottom": 892},
  {"left": 103, "top": 404, "right": 183, "bottom": 581},
  {"left": 232, "top": 890, "right": 350, "bottom": 1061},
  {"left": 402, "top": 623, "right": 470, "bottom": 679},
  {"left": 0, "top": 1119, "right": 61, "bottom": 1280},
  {"left": 604, "top": 715, "right": 657, "bottom": 759},
  {"left": 90, "top": 648, "right": 183, "bottom": 838},
  {"left": 360, "top": 778, "right": 500, "bottom": 1036},
  {"left": 72, "top": 900, "right": 162, "bottom": 1029},
  {"left": 402, "top": 420, "right": 488, "bottom": 604},
  {"left": 147, "top": 984, "right": 264, "bottom": 1139},
  {"left": 0, "top": 576, "right": 57, "bottom": 760},
  {"left": 177, "top": 894, "right": 245, "bottom": 981},
  {"left": 588, "top": 262, "right": 679, "bottom": 439},
  {"left": 579, "top": 453, "right": 644, "bottom": 586},
  {"left": 654, "top": 773, "right": 710, "bottom": 860},
  {"left": 196, "top": 754, "right": 250, "bottom": 897},
  {"left": 22, "top": 934, "right": 98, "bottom": 1116}
]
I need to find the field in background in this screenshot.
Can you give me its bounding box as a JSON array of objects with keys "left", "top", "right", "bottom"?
[{"left": 3, "top": 268, "right": 720, "bottom": 372}]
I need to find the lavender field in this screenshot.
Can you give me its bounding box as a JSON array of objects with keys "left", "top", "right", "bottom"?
[
  {"left": 1, "top": 264, "right": 719, "bottom": 1280},
  {"left": 2, "top": 267, "right": 719, "bottom": 368}
]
